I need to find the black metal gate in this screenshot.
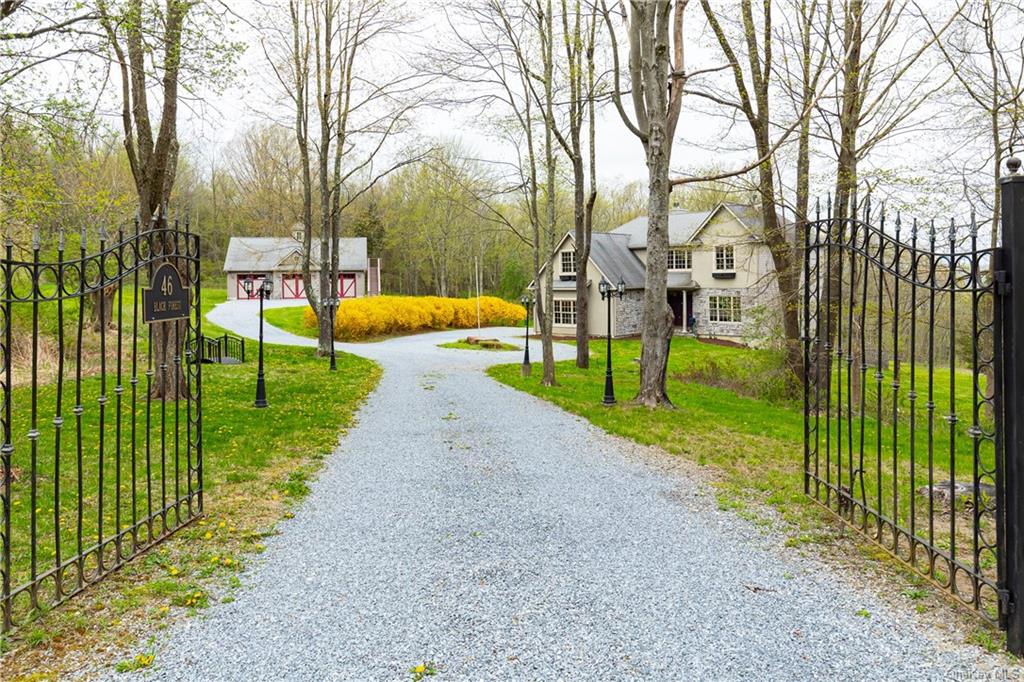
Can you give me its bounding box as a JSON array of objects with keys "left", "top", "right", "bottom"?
[
  {"left": 800, "top": 164, "right": 1024, "bottom": 652},
  {"left": 0, "top": 218, "right": 202, "bottom": 632}
]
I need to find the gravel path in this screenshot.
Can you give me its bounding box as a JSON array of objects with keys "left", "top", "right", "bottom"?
[{"left": 120, "top": 300, "right": 1009, "bottom": 680}]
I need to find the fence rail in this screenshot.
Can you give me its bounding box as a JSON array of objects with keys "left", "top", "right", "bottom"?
[
  {"left": 198, "top": 333, "right": 244, "bottom": 365},
  {"left": 0, "top": 220, "right": 202, "bottom": 632}
]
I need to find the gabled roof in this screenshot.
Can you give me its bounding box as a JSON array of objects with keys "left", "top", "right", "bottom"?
[
  {"left": 223, "top": 237, "right": 367, "bottom": 272},
  {"left": 532, "top": 231, "right": 647, "bottom": 290},
  {"left": 589, "top": 232, "right": 646, "bottom": 289},
  {"left": 609, "top": 203, "right": 788, "bottom": 248},
  {"left": 609, "top": 209, "right": 712, "bottom": 248}
]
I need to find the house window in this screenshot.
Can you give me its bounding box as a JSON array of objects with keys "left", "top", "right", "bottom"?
[
  {"left": 667, "top": 248, "right": 691, "bottom": 270},
  {"left": 560, "top": 250, "right": 577, "bottom": 275},
  {"left": 709, "top": 295, "right": 742, "bottom": 323},
  {"left": 553, "top": 299, "right": 577, "bottom": 325},
  {"left": 715, "top": 245, "right": 735, "bottom": 271}
]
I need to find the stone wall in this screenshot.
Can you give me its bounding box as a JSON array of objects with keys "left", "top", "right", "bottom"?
[
  {"left": 615, "top": 290, "right": 645, "bottom": 337},
  {"left": 692, "top": 276, "right": 782, "bottom": 343}
]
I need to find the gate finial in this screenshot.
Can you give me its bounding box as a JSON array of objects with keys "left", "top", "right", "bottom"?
[
  {"left": 1008, "top": 156, "right": 1022, "bottom": 174},
  {"left": 949, "top": 216, "right": 957, "bottom": 244},
  {"left": 31, "top": 227, "right": 40, "bottom": 251}
]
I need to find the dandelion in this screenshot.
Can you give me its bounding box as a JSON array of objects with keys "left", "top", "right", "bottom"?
[
  {"left": 204, "top": 531, "right": 213, "bottom": 540},
  {"left": 168, "top": 566, "right": 179, "bottom": 576}
]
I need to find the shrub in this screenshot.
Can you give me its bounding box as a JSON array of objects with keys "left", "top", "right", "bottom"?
[{"left": 301, "top": 295, "right": 527, "bottom": 341}]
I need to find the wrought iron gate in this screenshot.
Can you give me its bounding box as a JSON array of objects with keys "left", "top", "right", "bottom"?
[
  {"left": 800, "top": 163, "right": 1024, "bottom": 652},
  {"left": 0, "top": 218, "right": 202, "bottom": 632}
]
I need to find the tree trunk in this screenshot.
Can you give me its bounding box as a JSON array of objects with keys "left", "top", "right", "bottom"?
[
  {"left": 636, "top": 125, "right": 674, "bottom": 406},
  {"left": 573, "top": 155, "right": 590, "bottom": 368}
]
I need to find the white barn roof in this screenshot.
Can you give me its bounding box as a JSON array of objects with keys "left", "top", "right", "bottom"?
[{"left": 223, "top": 237, "right": 367, "bottom": 273}]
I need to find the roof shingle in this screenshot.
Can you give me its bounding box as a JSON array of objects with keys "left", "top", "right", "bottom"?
[{"left": 223, "top": 237, "right": 367, "bottom": 273}]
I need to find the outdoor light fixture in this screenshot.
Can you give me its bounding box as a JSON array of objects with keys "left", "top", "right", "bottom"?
[
  {"left": 248, "top": 275, "right": 271, "bottom": 408},
  {"left": 326, "top": 295, "right": 338, "bottom": 371},
  {"left": 520, "top": 293, "right": 533, "bottom": 377},
  {"left": 599, "top": 277, "right": 626, "bottom": 406}
]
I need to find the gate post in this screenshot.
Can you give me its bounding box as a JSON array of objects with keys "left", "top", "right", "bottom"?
[{"left": 1000, "top": 157, "right": 1024, "bottom": 653}]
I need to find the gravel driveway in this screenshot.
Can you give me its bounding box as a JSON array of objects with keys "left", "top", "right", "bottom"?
[{"left": 122, "top": 300, "right": 1009, "bottom": 680}]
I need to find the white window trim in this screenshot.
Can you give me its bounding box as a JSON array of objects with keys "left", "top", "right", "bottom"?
[
  {"left": 708, "top": 295, "right": 742, "bottom": 323},
  {"left": 667, "top": 247, "right": 692, "bottom": 271},
  {"left": 553, "top": 299, "right": 577, "bottom": 325},
  {"left": 714, "top": 245, "right": 736, "bottom": 272},
  {"left": 560, "top": 250, "right": 577, "bottom": 275}
]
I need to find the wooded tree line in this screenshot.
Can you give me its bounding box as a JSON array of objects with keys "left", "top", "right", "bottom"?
[{"left": 0, "top": 0, "right": 1021, "bottom": 405}]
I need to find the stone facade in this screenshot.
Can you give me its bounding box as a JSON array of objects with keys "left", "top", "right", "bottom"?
[
  {"left": 615, "top": 290, "right": 645, "bottom": 336},
  {"left": 691, "top": 278, "right": 781, "bottom": 344}
]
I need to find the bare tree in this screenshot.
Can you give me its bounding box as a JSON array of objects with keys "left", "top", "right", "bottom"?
[
  {"left": 266, "top": 0, "right": 430, "bottom": 355},
  {"left": 601, "top": 0, "right": 685, "bottom": 406},
  {"left": 926, "top": 0, "right": 1024, "bottom": 245},
  {"left": 696, "top": 0, "right": 822, "bottom": 381},
  {"left": 98, "top": 0, "right": 190, "bottom": 398},
  {"left": 441, "top": 0, "right": 564, "bottom": 385},
  {"left": 824, "top": 1, "right": 960, "bottom": 219}
]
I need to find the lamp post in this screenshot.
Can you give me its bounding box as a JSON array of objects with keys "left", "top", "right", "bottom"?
[
  {"left": 520, "top": 294, "right": 532, "bottom": 377},
  {"left": 598, "top": 277, "right": 626, "bottom": 406},
  {"left": 242, "top": 275, "right": 272, "bottom": 408},
  {"left": 327, "top": 295, "right": 338, "bottom": 371}
]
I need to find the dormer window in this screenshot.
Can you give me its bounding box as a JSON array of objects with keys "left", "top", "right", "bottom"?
[
  {"left": 667, "top": 248, "right": 691, "bottom": 271},
  {"left": 560, "top": 250, "right": 577, "bottom": 275},
  {"left": 715, "top": 245, "right": 735, "bottom": 271}
]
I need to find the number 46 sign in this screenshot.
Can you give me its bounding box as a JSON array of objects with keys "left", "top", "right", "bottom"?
[{"left": 143, "top": 263, "right": 191, "bottom": 323}]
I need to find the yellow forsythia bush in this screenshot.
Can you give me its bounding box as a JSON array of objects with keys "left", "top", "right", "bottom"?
[{"left": 302, "top": 295, "right": 527, "bottom": 341}]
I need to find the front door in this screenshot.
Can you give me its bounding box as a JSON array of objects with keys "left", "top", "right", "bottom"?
[
  {"left": 667, "top": 291, "right": 684, "bottom": 327},
  {"left": 685, "top": 291, "right": 694, "bottom": 330}
]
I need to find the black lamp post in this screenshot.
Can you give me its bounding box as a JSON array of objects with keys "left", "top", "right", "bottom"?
[
  {"left": 520, "top": 294, "right": 532, "bottom": 377},
  {"left": 326, "top": 294, "right": 338, "bottom": 371},
  {"left": 242, "top": 275, "right": 272, "bottom": 408},
  {"left": 598, "top": 277, "right": 626, "bottom": 406}
]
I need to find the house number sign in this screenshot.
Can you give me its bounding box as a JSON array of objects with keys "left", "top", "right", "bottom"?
[{"left": 143, "top": 263, "right": 190, "bottom": 323}]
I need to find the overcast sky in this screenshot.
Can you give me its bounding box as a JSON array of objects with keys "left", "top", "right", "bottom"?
[{"left": 176, "top": 0, "right": 738, "bottom": 191}]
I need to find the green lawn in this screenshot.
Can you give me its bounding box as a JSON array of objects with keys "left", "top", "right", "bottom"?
[
  {"left": 4, "top": 288, "right": 381, "bottom": 672},
  {"left": 263, "top": 305, "right": 314, "bottom": 339},
  {"left": 439, "top": 339, "right": 520, "bottom": 351},
  {"left": 489, "top": 337, "right": 996, "bottom": 614}
]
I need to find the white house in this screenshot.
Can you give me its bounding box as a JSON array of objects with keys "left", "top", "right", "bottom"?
[
  {"left": 534, "top": 203, "right": 784, "bottom": 341},
  {"left": 223, "top": 233, "right": 382, "bottom": 301}
]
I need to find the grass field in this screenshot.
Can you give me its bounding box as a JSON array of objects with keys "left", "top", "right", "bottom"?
[
  {"left": 2, "top": 289, "right": 381, "bottom": 676},
  {"left": 262, "top": 305, "right": 313, "bottom": 339},
  {"left": 490, "top": 337, "right": 997, "bottom": 616},
  {"left": 438, "top": 339, "right": 520, "bottom": 351}
]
